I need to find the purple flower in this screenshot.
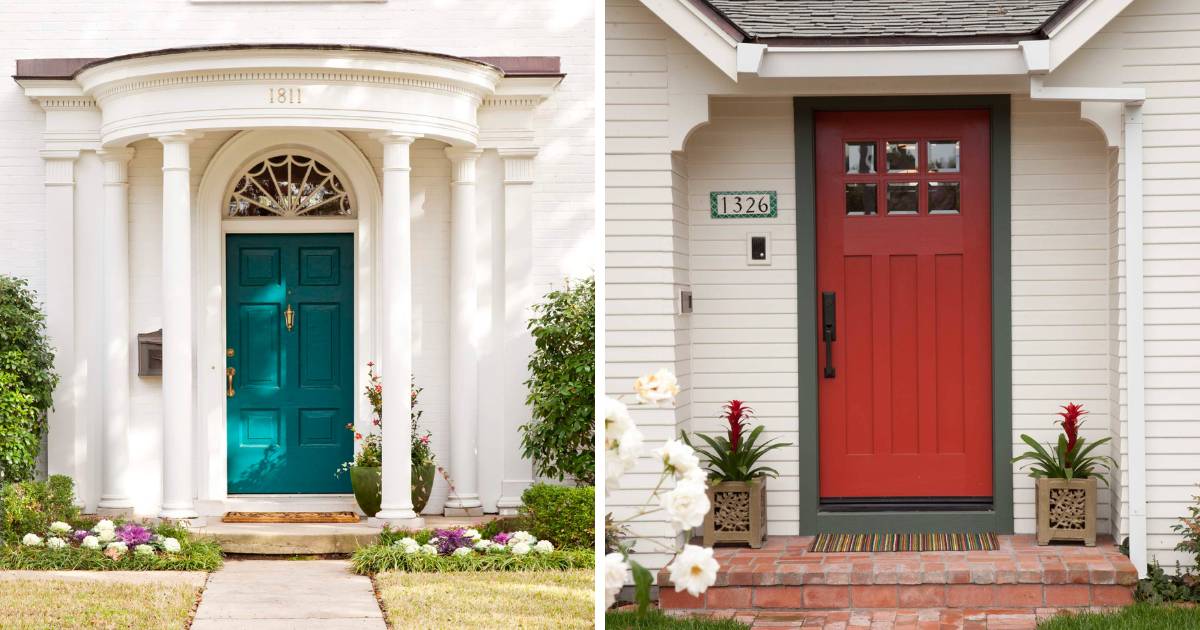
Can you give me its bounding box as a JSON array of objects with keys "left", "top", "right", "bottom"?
[
  {"left": 72, "top": 530, "right": 89, "bottom": 543},
  {"left": 492, "top": 532, "right": 512, "bottom": 545},
  {"left": 115, "top": 523, "right": 153, "bottom": 546},
  {"left": 433, "top": 528, "right": 473, "bottom": 556}
]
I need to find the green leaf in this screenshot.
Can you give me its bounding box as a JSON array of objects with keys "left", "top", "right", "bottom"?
[{"left": 631, "top": 559, "right": 653, "bottom": 615}]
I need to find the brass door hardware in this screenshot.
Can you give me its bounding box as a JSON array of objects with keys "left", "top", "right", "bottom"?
[
  {"left": 285, "top": 304, "right": 295, "bottom": 332},
  {"left": 227, "top": 348, "right": 235, "bottom": 358},
  {"left": 226, "top": 367, "right": 236, "bottom": 398}
]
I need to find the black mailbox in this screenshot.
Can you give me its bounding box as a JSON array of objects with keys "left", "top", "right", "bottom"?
[{"left": 137, "top": 329, "right": 162, "bottom": 376}]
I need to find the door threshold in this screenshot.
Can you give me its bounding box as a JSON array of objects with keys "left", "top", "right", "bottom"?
[{"left": 821, "top": 497, "right": 993, "bottom": 513}]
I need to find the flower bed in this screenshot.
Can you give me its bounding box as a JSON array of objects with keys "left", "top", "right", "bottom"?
[
  {"left": 351, "top": 526, "right": 593, "bottom": 574},
  {"left": 0, "top": 521, "right": 222, "bottom": 571}
]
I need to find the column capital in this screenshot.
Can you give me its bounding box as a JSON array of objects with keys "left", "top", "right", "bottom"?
[
  {"left": 153, "top": 131, "right": 203, "bottom": 146},
  {"left": 97, "top": 147, "right": 136, "bottom": 164},
  {"left": 445, "top": 147, "right": 482, "bottom": 184},
  {"left": 372, "top": 131, "right": 419, "bottom": 146},
  {"left": 40, "top": 150, "right": 78, "bottom": 186},
  {"left": 499, "top": 148, "right": 537, "bottom": 184},
  {"left": 98, "top": 147, "right": 136, "bottom": 185}
]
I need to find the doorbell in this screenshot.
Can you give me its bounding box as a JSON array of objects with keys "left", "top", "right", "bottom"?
[{"left": 747, "top": 233, "right": 770, "bottom": 265}]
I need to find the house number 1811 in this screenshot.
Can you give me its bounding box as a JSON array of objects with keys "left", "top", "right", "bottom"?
[{"left": 268, "top": 88, "right": 302, "bottom": 104}]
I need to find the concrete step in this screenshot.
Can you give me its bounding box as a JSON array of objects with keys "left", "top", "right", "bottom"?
[{"left": 193, "top": 515, "right": 499, "bottom": 555}]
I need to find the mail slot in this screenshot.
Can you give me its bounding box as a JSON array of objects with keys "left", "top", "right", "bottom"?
[{"left": 137, "top": 329, "right": 162, "bottom": 376}]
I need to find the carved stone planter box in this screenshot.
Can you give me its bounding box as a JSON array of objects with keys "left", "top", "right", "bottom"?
[
  {"left": 1036, "top": 477, "right": 1097, "bottom": 546},
  {"left": 703, "top": 477, "right": 767, "bottom": 548}
]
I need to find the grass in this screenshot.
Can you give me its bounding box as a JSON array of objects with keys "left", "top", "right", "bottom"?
[
  {"left": 1038, "top": 603, "right": 1200, "bottom": 629},
  {"left": 606, "top": 610, "right": 751, "bottom": 629},
  {"left": 351, "top": 545, "right": 593, "bottom": 574},
  {"left": 0, "top": 578, "right": 200, "bottom": 630},
  {"left": 374, "top": 569, "right": 593, "bottom": 629}
]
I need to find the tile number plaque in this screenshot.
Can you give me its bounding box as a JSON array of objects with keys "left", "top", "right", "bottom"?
[{"left": 710, "top": 191, "right": 777, "bottom": 219}]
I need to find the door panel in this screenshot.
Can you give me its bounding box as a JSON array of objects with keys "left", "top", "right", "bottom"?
[
  {"left": 226, "top": 233, "right": 354, "bottom": 494},
  {"left": 816, "top": 110, "right": 992, "bottom": 500}
]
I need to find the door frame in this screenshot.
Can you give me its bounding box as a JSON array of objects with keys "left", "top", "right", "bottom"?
[{"left": 793, "top": 95, "right": 1013, "bottom": 534}]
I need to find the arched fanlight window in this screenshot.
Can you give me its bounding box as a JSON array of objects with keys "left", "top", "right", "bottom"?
[{"left": 226, "top": 153, "right": 354, "bottom": 218}]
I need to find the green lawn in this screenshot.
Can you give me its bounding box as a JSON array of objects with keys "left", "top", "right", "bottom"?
[
  {"left": 0, "top": 579, "right": 200, "bottom": 629},
  {"left": 374, "top": 569, "right": 593, "bottom": 629},
  {"left": 1038, "top": 603, "right": 1200, "bottom": 629},
  {"left": 607, "top": 610, "right": 750, "bottom": 629}
]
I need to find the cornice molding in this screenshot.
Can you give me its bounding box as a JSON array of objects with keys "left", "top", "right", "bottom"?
[
  {"left": 34, "top": 96, "right": 97, "bottom": 111},
  {"left": 92, "top": 70, "right": 483, "bottom": 103}
]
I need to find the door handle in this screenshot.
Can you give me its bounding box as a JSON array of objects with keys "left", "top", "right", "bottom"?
[
  {"left": 284, "top": 304, "right": 295, "bottom": 332},
  {"left": 226, "top": 367, "right": 236, "bottom": 398},
  {"left": 822, "top": 292, "right": 837, "bottom": 378}
]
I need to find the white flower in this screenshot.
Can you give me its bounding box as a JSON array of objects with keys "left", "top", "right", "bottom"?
[
  {"left": 106, "top": 541, "right": 128, "bottom": 554},
  {"left": 604, "top": 398, "right": 633, "bottom": 449},
  {"left": 419, "top": 544, "right": 438, "bottom": 555},
  {"left": 49, "top": 521, "right": 71, "bottom": 534},
  {"left": 682, "top": 466, "right": 709, "bottom": 485},
  {"left": 604, "top": 553, "right": 629, "bottom": 609},
  {"left": 488, "top": 543, "right": 508, "bottom": 553},
  {"left": 668, "top": 545, "right": 719, "bottom": 597},
  {"left": 474, "top": 540, "right": 494, "bottom": 551},
  {"left": 97, "top": 530, "right": 115, "bottom": 543},
  {"left": 508, "top": 531, "right": 536, "bottom": 546},
  {"left": 46, "top": 537, "right": 66, "bottom": 549},
  {"left": 134, "top": 544, "right": 156, "bottom": 556},
  {"left": 660, "top": 478, "right": 711, "bottom": 533},
  {"left": 395, "top": 537, "right": 421, "bottom": 554},
  {"left": 464, "top": 529, "right": 481, "bottom": 541},
  {"left": 653, "top": 439, "right": 700, "bottom": 478},
  {"left": 161, "top": 538, "right": 181, "bottom": 553},
  {"left": 94, "top": 519, "right": 115, "bottom": 533},
  {"left": 607, "top": 425, "right": 645, "bottom": 490},
  {"left": 511, "top": 542, "right": 531, "bottom": 555},
  {"left": 81, "top": 536, "right": 100, "bottom": 550},
  {"left": 534, "top": 540, "right": 554, "bottom": 554},
  {"left": 634, "top": 369, "right": 679, "bottom": 407},
  {"left": 21, "top": 533, "right": 43, "bottom": 547},
  {"left": 452, "top": 546, "right": 472, "bottom": 557}
]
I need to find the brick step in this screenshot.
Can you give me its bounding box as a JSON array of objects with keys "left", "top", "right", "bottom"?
[{"left": 689, "top": 607, "right": 1122, "bottom": 629}]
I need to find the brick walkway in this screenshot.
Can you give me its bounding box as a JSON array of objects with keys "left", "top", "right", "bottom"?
[{"left": 658, "top": 535, "right": 1137, "bottom": 627}]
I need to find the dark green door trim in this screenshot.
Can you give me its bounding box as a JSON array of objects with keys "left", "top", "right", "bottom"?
[{"left": 793, "top": 95, "right": 1013, "bottom": 534}]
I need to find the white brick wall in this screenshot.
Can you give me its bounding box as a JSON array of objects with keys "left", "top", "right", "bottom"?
[{"left": 0, "top": 0, "right": 594, "bottom": 512}]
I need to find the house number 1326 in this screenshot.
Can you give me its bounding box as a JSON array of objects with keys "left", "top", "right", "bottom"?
[{"left": 268, "top": 88, "right": 302, "bottom": 104}]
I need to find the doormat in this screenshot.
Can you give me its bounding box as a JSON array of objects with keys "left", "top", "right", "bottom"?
[
  {"left": 221, "top": 511, "right": 361, "bottom": 524},
  {"left": 810, "top": 532, "right": 999, "bottom": 552}
]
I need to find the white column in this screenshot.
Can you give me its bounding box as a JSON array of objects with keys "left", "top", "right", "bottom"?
[
  {"left": 444, "top": 147, "right": 483, "bottom": 516},
  {"left": 156, "top": 132, "right": 202, "bottom": 523},
  {"left": 496, "top": 148, "right": 537, "bottom": 515},
  {"left": 370, "top": 133, "right": 424, "bottom": 528},
  {"left": 97, "top": 147, "right": 135, "bottom": 514},
  {"left": 40, "top": 150, "right": 79, "bottom": 484}
]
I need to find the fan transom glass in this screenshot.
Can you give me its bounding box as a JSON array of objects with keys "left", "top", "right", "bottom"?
[{"left": 227, "top": 154, "right": 353, "bottom": 218}]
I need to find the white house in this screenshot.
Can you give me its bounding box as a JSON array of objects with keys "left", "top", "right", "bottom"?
[
  {"left": 0, "top": 0, "right": 594, "bottom": 527},
  {"left": 606, "top": 0, "right": 1200, "bottom": 579}
]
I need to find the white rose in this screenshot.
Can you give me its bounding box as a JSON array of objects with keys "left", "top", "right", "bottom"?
[
  {"left": 419, "top": 544, "right": 438, "bottom": 556},
  {"left": 46, "top": 537, "right": 66, "bottom": 549},
  {"left": 134, "top": 544, "right": 156, "bottom": 556},
  {"left": 452, "top": 546, "right": 472, "bottom": 557},
  {"left": 534, "top": 540, "right": 554, "bottom": 554},
  {"left": 653, "top": 439, "right": 700, "bottom": 478},
  {"left": 604, "top": 398, "right": 633, "bottom": 449},
  {"left": 660, "top": 478, "right": 711, "bottom": 533},
  {"left": 464, "top": 529, "right": 482, "bottom": 541},
  {"left": 49, "top": 521, "right": 71, "bottom": 534},
  {"left": 81, "top": 536, "right": 100, "bottom": 550},
  {"left": 668, "top": 545, "right": 719, "bottom": 597},
  {"left": 21, "top": 533, "right": 43, "bottom": 547},
  {"left": 604, "top": 553, "right": 629, "bottom": 609},
  {"left": 682, "top": 466, "right": 709, "bottom": 485},
  {"left": 162, "top": 538, "right": 181, "bottom": 553},
  {"left": 94, "top": 519, "right": 115, "bottom": 532},
  {"left": 607, "top": 425, "right": 645, "bottom": 490},
  {"left": 510, "top": 542, "right": 531, "bottom": 555},
  {"left": 633, "top": 369, "right": 679, "bottom": 407}
]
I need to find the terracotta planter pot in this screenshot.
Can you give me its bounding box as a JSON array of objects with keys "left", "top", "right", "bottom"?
[
  {"left": 350, "top": 462, "right": 438, "bottom": 516},
  {"left": 1036, "top": 476, "right": 1097, "bottom": 546},
  {"left": 703, "top": 477, "right": 767, "bottom": 548}
]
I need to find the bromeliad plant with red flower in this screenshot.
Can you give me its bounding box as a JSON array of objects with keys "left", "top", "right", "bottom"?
[
  {"left": 336, "top": 363, "right": 433, "bottom": 476},
  {"left": 680, "top": 400, "right": 791, "bottom": 482},
  {"left": 1012, "top": 402, "right": 1116, "bottom": 483}
]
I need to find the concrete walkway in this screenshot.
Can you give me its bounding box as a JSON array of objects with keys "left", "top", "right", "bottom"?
[{"left": 191, "top": 559, "right": 386, "bottom": 630}]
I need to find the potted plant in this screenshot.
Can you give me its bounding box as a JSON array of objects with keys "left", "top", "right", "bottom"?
[
  {"left": 1013, "top": 402, "right": 1116, "bottom": 546},
  {"left": 681, "top": 400, "right": 791, "bottom": 548},
  {"left": 338, "top": 363, "right": 436, "bottom": 516}
]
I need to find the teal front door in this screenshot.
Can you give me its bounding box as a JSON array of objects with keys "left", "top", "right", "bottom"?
[{"left": 225, "top": 233, "right": 354, "bottom": 494}]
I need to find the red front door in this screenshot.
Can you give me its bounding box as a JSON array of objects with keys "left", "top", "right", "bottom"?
[{"left": 816, "top": 109, "right": 992, "bottom": 500}]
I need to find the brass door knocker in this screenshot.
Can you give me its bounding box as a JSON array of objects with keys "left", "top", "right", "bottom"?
[
  {"left": 226, "top": 367, "right": 236, "bottom": 398},
  {"left": 285, "top": 304, "right": 295, "bottom": 332}
]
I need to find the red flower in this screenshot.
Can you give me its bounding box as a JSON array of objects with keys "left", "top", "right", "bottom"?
[
  {"left": 722, "top": 400, "right": 752, "bottom": 452},
  {"left": 355, "top": 432, "right": 363, "bottom": 440},
  {"left": 375, "top": 385, "right": 383, "bottom": 393},
  {"left": 420, "top": 435, "right": 430, "bottom": 444},
  {"left": 367, "top": 361, "right": 374, "bottom": 367},
  {"left": 1057, "top": 402, "right": 1087, "bottom": 456}
]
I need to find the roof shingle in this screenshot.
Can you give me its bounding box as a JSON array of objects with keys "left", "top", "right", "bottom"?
[{"left": 703, "top": 0, "right": 1075, "bottom": 41}]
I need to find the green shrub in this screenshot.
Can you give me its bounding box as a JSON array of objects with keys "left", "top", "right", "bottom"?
[
  {"left": 522, "top": 277, "right": 594, "bottom": 485},
  {"left": 0, "top": 475, "right": 80, "bottom": 544},
  {"left": 520, "top": 483, "right": 594, "bottom": 550},
  {"left": 606, "top": 611, "right": 749, "bottom": 629},
  {"left": 351, "top": 545, "right": 593, "bottom": 575},
  {"left": 0, "top": 276, "right": 59, "bottom": 484}
]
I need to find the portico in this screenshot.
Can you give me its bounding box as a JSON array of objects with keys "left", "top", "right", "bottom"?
[{"left": 15, "top": 45, "right": 561, "bottom": 525}]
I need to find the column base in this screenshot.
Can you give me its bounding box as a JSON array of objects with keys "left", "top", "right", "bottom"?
[
  {"left": 443, "top": 506, "right": 485, "bottom": 517},
  {"left": 443, "top": 495, "right": 483, "bottom": 517},
  {"left": 496, "top": 496, "right": 524, "bottom": 517},
  {"left": 158, "top": 515, "right": 208, "bottom": 529},
  {"left": 369, "top": 513, "right": 426, "bottom": 529},
  {"left": 95, "top": 505, "right": 134, "bottom": 519}
]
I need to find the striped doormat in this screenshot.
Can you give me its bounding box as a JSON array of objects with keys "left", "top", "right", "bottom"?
[
  {"left": 222, "top": 511, "right": 361, "bottom": 524},
  {"left": 810, "top": 532, "right": 999, "bottom": 552}
]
